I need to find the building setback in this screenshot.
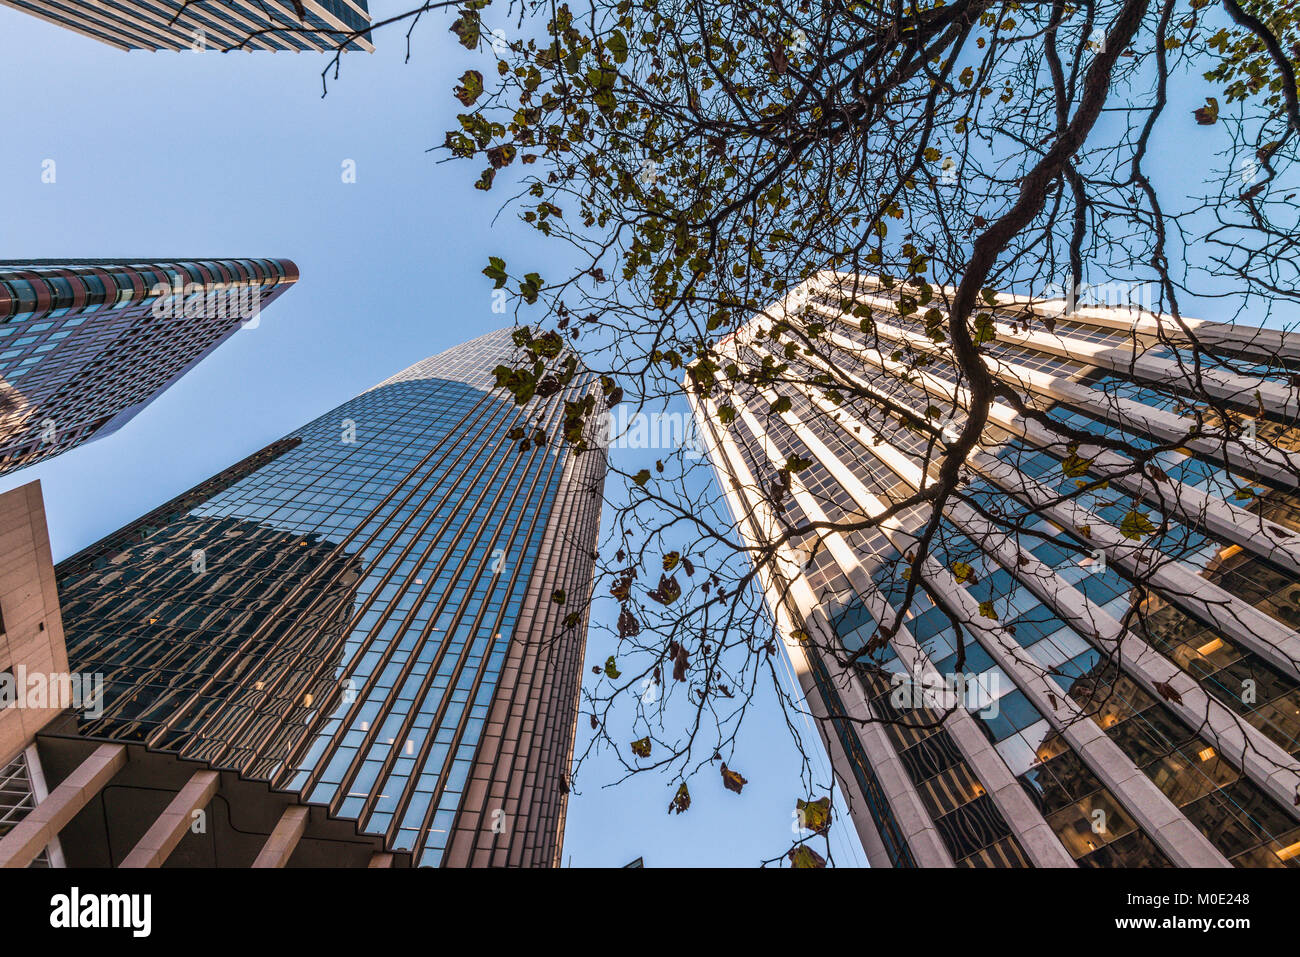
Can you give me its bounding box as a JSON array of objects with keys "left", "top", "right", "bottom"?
[
  {"left": 0, "top": 258, "right": 297, "bottom": 478},
  {"left": 45, "top": 327, "right": 606, "bottom": 867},
  {"left": 689, "top": 271, "right": 1300, "bottom": 868},
  {"left": 0, "top": 0, "right": 372, "bottom": 52}
]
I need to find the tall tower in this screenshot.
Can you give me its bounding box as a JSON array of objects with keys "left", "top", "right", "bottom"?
[
  {"left": 52, "top": 328, "right": 607, "bottom": 867},
  {"left": 0, "top": 259, "right": 297, "bottom": 477},
  {"left": 0, "top": 0, "right": 373, "bottom": 52},
  {"left": 689, "top": 271, "right": 1300, "bottom": 868}
]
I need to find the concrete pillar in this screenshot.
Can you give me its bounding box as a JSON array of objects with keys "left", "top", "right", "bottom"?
[
  {"left": 0, "top": 742, "right": 126, "bottom": 869},
  {"left": 120, "top": 770, "right": 219, "bottom": 868},
  {"left": 252, "top": 805, "right": 309, "bottom": 868}
]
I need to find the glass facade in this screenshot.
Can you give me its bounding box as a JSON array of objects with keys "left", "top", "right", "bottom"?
[
  {"left": 0, "top": 258, "right": 297, "bottom": 477},
  {"left": 56, "top": 328, "right": 607, "bottom": 866},
  {"left": 691, "top": 272, "right": 1300, "bottom": 867},
  {"left": 0, "top": 0, "right": 373, "bottom": 52}
]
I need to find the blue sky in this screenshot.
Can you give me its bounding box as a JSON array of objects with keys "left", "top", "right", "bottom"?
[{"left": 0, "top": 3, "right": 868, "bottom": 867}]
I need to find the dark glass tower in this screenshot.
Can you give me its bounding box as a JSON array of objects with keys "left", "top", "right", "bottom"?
[
  {"left": 53, "top": 328, "right": 607, "bottom": 867},
  {"left": 0, "top": 259, "right": 297, "bottom": 477}
]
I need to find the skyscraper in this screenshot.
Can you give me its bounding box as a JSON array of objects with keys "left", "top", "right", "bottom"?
[
  {"left": 689, "top": 271, "right": 1300, "bottom": 868},
  {"left": 0, "top": 0, "right": 372, "bottom": 52},
  {"left": 0, "top": 258, "right": 297, "bottom": 477},
  {"left": 50, "top": 327, "right": 607, "bottom": 867}
]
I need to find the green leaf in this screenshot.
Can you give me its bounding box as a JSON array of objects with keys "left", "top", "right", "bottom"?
[
  {"left": 797, "top": 797, "right": 832, "bottom": 834},
  {"left": 606, "top": 29, "right": 629, "bottom": 64},
  {"left": 449, "top": 10, "right": 481, "bottom": 49},
  {"left": 632, "top": 468, "right": 651, "bottom": 487},
  {"left": 518, "top": 272, "right": 543, "bottom": 304},
  {"left": 1061, "top": 444, "right": 1093, "bottom": 478},
  {"left": 603, "top": 655, "right": 621, "bottom": 679},
  {"left": 482, "top": 256, "right": 508, "bottom": 288}
]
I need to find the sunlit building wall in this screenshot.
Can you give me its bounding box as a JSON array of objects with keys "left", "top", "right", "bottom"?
[{"left": 690, "top": 272, "right": 1300, "bottom": 868}]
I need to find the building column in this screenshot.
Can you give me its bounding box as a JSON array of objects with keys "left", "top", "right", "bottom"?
[
  {"left": 252, "top": 805, "right": 310, "bottom": 868},
  {"left": 120, "top": 770, "right": 220, "bottom": 868},
  {"left": 0, "top": 742, "right": 126, "bottom": 869}
]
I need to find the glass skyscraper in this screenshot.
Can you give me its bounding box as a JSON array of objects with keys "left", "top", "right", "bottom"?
[
  {"left": 51, "top": 327, "right": 606, "bottom": 867},
  {"left": 0, "top": 258, "right": 297, "bottom": 478},
  {"left": 0, "top": 0, "right": 372, "bottom": 52},
  {"left": 690, "top": 272, "right": 1300, "bottom": 868}
]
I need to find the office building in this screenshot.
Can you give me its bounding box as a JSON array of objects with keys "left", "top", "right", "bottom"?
[
  {"left": 689, "top": 271, "right": 1300, "bottom": 868},
  {"left": 0, "top": 258, "right": 298, "bottom": 477},
  {"left": 12, "top": 327, "right": 606, "bottom": 868},
  {"left": 0, "top": 0, "right": 373, "bottom": 52}
]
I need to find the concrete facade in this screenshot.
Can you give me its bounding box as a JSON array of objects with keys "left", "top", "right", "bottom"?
[{"left": 690, "top": 273, "right": 1300, "bottom": 868}]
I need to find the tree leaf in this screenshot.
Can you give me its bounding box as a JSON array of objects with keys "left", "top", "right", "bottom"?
[
  {"left": 648, "top": 573, "right": 682, "bottom": 604},
  {"left": 482, "top": 256, "right": 508, "bottom": 288},
  {"left": 721, "top": 763, "right": 748, "bottom": 794},
  {"left": 1193, "top": 96, "right": 1220, "bottom": 124},
  {"left": 788, "top": 844, "right": 826, "bottom": 868},
  {"left": 1153, "top": 679, "right": 1184, "bottom": 705},
  {"left": 797, "top": 796, "right": 832, "bottom": 834},
  {"left": 668, "top": 782, "right": 691, "bottom": 814},
  {"left": 454, "top": 69, "right": 483, "bottom": 106},
  {"left": 1119, "top": 508, "right": 1156, "bottom": 540}
]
